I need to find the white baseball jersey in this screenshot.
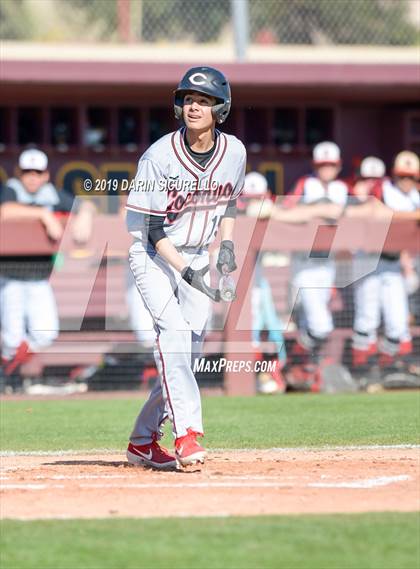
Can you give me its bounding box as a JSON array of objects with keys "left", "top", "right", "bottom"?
[
  {"left": 126, "top": 127, "right": 246, "bottom": 248},
  {"left": 373, "top": 178, "right": 419, "bottom": 211},
  {"left": 284, "top": 175, "right": 349, "bottom": 207}
]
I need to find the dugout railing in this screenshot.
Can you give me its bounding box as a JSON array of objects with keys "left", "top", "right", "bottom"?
[{"left": 1, "top": 215, "right": 419, "bottom": 394}]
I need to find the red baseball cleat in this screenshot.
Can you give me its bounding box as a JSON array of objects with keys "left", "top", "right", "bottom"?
[
  {"left": 175, "top": 428, "right": 206, "bottom": 466},
  {"left": 126, "top": 440, "right": 177, "bottom": 470},
  {"left": 3, "top": 341, "right": 31, "bottom": 376}
]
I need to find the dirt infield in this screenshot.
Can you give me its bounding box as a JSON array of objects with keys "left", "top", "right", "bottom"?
[{"left": 1, "top": 447, "right": 418, "bottom": 520}]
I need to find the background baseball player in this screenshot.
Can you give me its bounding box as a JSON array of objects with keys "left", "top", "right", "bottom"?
[
  {"left": 272, "top": 142, "right": 348, "bottom": 388},
  {"left": 347, "top": 151, "right": 419, "bottom": 378},
  {"left": 351, "top": 156, "right": 386, "bottom": 203},
  {"left": 0, "top": 148, "right": 95, "bottom": 389},
  {"left": 125, "top": 66, "right": 246, "bottom": 469},
  {"left": 346, "top": 156, "right": 386, "bottom": 379},
  {"left": 239, "top": 172, "right": 287, "bottom": 394}
]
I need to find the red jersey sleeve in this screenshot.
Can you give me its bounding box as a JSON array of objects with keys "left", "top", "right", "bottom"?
[
  {"left": 282, "top": 176, "right": 307, "bottom": 209},
  {"left": 370, "top": 179, "right": 385, "bottom": 201}
]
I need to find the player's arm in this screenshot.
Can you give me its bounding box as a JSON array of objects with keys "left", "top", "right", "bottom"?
[
  {"left": 219, "top": 212, "right": 235, "bottom": 242},
  {"left": 215, "top": 216, "right": 237, "bottom": 274},
  {"left": 351, "top": 203, "right": 419, "bottom": 221},
  {"left": 147, "top": 208, "right": 227, "bottom": 301},
  {"left": 272, "top": 177, "right": 342, "bottom": 223},
  {"left": 145, "top": 214, "right": 186, "bottom": 273},
  {"left": 52, "top": 189, "right": 97, "bottom": 244},
  {"left": 146, "top": 216, "right": 218, "bottom": 300},
  {"left": 128, "top": 157, "right": 221, "bottom": 300},
  {"left": 215, "top": 144, "right": 246, "bottom": 274},
  {"left": 127, "top": 158, "right": 190, "bottom": 273},
  {"left": 272, "top": 202, "right": 342, "bottom": 223},
  {"left": 153, "top": 235, "right": 219, "bottom": 301},
  {"left": 392, "top": 210, "right": 420, "bottom": 221},
  {"left": 1, "top": 185, "right": 50, "bottom": 220},
  {"left": 152, "top": 234, "right": 219, "bottom": 301},
  {"left": 344, "top": 197, "right": 400, "bottom": 220},
  {"left": 271, "top": 204, "right": 315, "bottom": 223},
  {"left": 0, "top": 187, "right": 63, "bottom": 240},
  {"left": 70, "top": 198, "right": 97, "bottom": 244}
]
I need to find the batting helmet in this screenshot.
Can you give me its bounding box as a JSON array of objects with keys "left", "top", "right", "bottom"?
[{"left": 174, "top": 66, "right": 231, "bottom": 124}]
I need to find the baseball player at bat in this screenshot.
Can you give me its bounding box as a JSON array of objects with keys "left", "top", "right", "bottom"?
[{"left": 125, "top": 67, "right": 246, "bottom": 469}]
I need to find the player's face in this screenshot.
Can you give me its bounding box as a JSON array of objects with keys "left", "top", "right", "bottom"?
[
  {"left": 395, "top": 175, "right": 417, "bottom": 193},
  {"left": 353, "top": 179, "right": 376, "bottom": 201},
  {"left": 315, "top": 163, "right": 341, "bottom": 183},
  {"left": 183, "top": 92, "right": 216, "bottom": 131},
  {"left": 20, "top": 169, "right": 49, "bottom": 193}
]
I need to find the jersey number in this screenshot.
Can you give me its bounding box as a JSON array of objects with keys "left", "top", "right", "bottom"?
[{"left": 208, "top": 214, "right": 222, "bottom": 242}]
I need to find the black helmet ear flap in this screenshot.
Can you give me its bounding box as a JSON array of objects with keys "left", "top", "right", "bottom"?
[
  {"left": 174, "top": 104, "right": 183, "bottom": 120},
  {"left": 174, "top": 94, "right": 184, "bottom": 120},
  {"left": 212, "top": 101, "right": 231, "bottom": 124}
]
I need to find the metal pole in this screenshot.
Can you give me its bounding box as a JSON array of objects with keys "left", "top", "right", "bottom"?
[
  {"left": 131, "top": 0, "right": 143, "bottom": 42},
  {"left": 117, "top": 0, "right": 132, "bottom": 43},
  {"left": 231, "top": 0, "right": 249, "bottom": 62}
]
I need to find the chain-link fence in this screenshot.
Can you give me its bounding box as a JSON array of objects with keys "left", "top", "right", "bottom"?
[
  {"left": 1, "top": 0, "right": 418, "bottom": 47},
  {"left": 249, "top": 0, "right": 419, "bottom": 46}
]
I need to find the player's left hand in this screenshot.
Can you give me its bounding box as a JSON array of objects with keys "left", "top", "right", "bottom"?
[
  {"left": 216, "top": 240, "right": 237, "bottom": 274},
  {"left": 181, "top": 265, "right": 220, "bottom": 302}
]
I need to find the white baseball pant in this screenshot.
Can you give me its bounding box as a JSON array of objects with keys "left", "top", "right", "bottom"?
[
  {"left": 128, "top": 241, "right": 211, "bottom": 443},
  {"left": 353, "top": 257, "right": 410, "bottom": 348},
  {"left": 125, "top": 266, "right": 156, "bottom": 345},
  {"left": 0, "top": 278, "right": 59, "bottom": 360},
  {"left": 292, "top": 258, "right": 335, "bottom": 339}
]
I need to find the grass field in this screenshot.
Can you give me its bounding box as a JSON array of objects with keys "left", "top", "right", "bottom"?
[
  {"left": 1, "top": 391, "right": 419, "bottom": 569},
  {"left": 1, "top": 513, "right": 419, "bottom": 569},
  {"left": 1, "top": 391, "right": 419, "bottom": 451}
]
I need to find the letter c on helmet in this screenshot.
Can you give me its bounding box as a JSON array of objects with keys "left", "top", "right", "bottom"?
[{"left": 189, "top": 72, "right": 207, "bottom": 86}]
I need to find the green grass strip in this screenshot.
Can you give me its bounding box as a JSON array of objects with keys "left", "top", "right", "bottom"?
[
  {"left": 1, "top": 391, "right": 419, "bottom": 452},
  {"left": 1, "top": 513, "right": 419, "bottom": 569}
]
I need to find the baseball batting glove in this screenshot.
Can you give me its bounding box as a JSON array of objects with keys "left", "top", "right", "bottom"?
[
  {"left": 181, "top": 266, "right": 220, "bottom": 302},
  {"left": 216, "top": 240, "right": 237, "bottom": 274}
]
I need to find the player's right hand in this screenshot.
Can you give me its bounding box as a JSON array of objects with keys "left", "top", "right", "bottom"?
[
  {"left": 181, "top": 265, "right": 220, "bottom": 302},
  {"left": 41, "top": 210, "right": 63, "bottom": 241}
]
